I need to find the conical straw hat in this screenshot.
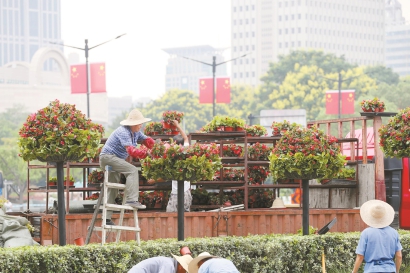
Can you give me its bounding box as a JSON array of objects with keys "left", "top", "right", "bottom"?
[{"left": 271, "top": 198, "right": 286, "bottom": 209}]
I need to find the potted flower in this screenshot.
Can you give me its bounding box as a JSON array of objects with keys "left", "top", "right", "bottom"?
[
  {"left": 64, "top": 175, "right": 75, "bottom": 187},
  {"left": 85, "top": 192, "right": 100, "bottom": 201},
  {"left": 48, "top": 176, "right": 57, "bottom": 187},
  {"left": 379, "top": 107, "right": 410, "bottom": 158},
  {"left": 162, "top": 111, "right": 184, "bottom": 129},
  {"left": 88, "top": 170, "right": 104, "bottom": 185},
  {"left": 360, "top": 97, "right": 385, "bottom": 112},
  {"left": 231, "top": 118, "right": 246, "bottom": 131},
  {"left": 245, "top": 125, "right": 267, "bottom": 137},
  {"left": 18, "top": 99, "right": 104, "bottom": 163},
  {"left": 247, "top": 142, "right": 272, "bottom": 161},
  {"left": 269, "top": 125, "right": 346, "bottom": 180},
  {"left": 144, "top": 121, "right": 164, "bottom": 136},
  {"left": 206, "top": 116, "right": 246, "bottom": 132},
  {"left": 247, "top": 166, "right": 270, "bottom": 185},
  {"left": 220, "top": 168, "right": 244, "bottom": 181},
  {"left": 192, "top": 187, "right": 209, "bottom": 205},
  {"left": 222, "top": 144, "right": 243, "bottom": 157},
  {"left": 271, "top": 120, "right": 300, "bottom": 136}
]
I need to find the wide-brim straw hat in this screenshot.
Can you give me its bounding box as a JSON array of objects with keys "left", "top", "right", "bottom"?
[
  {"left": 172, "top": 254, "right": 193, "bottom": 273},
  {"left": 120, "top": 109, "right": 151, "bottom": 126},
  {"left": 271, "top": 198, "right": 286, "bottom": 209},
  {"left": 188, "top": 252, "right": 218, "bottom": 273},
  {"left": 360, "top": 199, "right": 394, "bottom": 228}
]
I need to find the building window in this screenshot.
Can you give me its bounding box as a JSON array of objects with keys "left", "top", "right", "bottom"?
[
  {"left": 279, "top": 29, "right": 282, "bottom": 35},
  {"left": 285, "top": 15, "right": 288, "bottom": 21},
  {"left": 233, "top": 7, "right": 236, "bottom": 12},
  {"left": 239, "top": 6, "right": 242, "bottom": 11},
  {"left": 298, "top": 27, "right": 301, "bottom": 33},
  {"left": 279, "top": 16, "right": 282, "bottom": 21},
  {"left": 285, "top": 28, "right": 288, "bottom": 34},
  {"left": 246, "top": 72, "right": 249, "bottom": 77},
  {"left": 291, "top": 14, "right": 294, "bottom": 20},
  {"left": 279, "top": 2, "right": 281, "bottom": 7},
  {"left": 252, "top": 18, "right": 255, "bottom": 23},
  {"left": 285, "top": 42, "right": 288, "bottom": 47},
  {"left": 291, "top": 41, "right": 295, "bottom": 47},
  {"left": 234, "top": 33, "right": 236, "bottom": 38},
  {"left": 291, "top": 28, "right": 294, "bottom": 34},
  {"left": 298, "top": 14, "right": 301, "bottom": 19},
  {"left": 252, "top": 72, "right": 255, "bottom": 77},
  {"left": 279, "top": 42, "right": 282, "bottom": 48},
  {"left": 298, "top": 41, "right": 301, "bottom": 46},
  {"left": 252, "top": 32, "right": 255, "bottom": 37},
  {"left": 234, "top": 73, "right": 237, "bottom": 78}
]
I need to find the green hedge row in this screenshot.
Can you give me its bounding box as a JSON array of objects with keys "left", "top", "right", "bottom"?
[{"left": 0, "top": 231, "right": 409, "bottom": 273}]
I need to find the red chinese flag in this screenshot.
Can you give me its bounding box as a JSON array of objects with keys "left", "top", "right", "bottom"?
[
  {"left": 199, "top": 78, "right": 213, "bottom": 104},
  {"left": 70, "top": 64, "right": 87, "bottom": 94},
  {"left": 341, "top": 90, "right": 355, "bottom": 114},
  {"left": 90, "top": 62, "right": 106, "bottom": 93},
  {"left": 325, "top": 91, "right": 339, "bottom": 115},
  {"left": 216, "top": 77, "right": 231, "bottom": 103}
]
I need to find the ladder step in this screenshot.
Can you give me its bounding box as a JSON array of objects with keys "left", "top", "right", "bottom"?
[
  {"left": 93, "top": 226, "right": 141, "bottom": 232},
  {"left": 104, "top": 203, "right": 139, "bottom": 211},
  {"left": 105, "top": 182, "right": 126, "bottom": 190}
]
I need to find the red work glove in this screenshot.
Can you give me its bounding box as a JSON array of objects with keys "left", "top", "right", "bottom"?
[{"left": 142, "top": 137, "right": 155, "bottom": 149}]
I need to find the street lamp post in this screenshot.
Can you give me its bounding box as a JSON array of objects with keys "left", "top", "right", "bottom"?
[
  {"left": 52, "top": 33, "right": 126, "bottom": 118},
  {"left": 181, "top": 53, "right": 249, "bottom": 117}
]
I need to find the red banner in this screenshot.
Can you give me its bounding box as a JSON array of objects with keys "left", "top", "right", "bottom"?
[
  {"left": 90, "top": 62, "right": 106, "bottom": 93},
  {"left": 325, "top": 91, "right": 339, "bottom": 115},
  {"left": 70, "top": 64, "right": 87, "bottom": 94},
  {"left": 216, "top": 77, "right": 230, "bottom": 103},
  {"left": 341, "top": 90, "right": 355, "bottom": 114},
  {"left": 199, "top": 78, "right": 213, "bottom": 104}
]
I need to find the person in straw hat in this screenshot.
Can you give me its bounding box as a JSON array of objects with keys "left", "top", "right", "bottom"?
[
  {"left": 351, "top": 199, "right": 402, "bottom": 273},
  {"left": 188, "top": 252, "right": 240, "bottom": 273},
  {"left": 99, "top": 109, "right": 153, "bottom": 225}
]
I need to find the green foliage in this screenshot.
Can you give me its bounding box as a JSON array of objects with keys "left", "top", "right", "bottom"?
[
  {"left": 269, "top": 126, "right": 346, "bottom": 180},
  {"left": 1, "top": 232, "right": 410, "bottom": 273},
  {"left": 364, "top": 65, "right": 400, "bottom": 86},
  {"left": 17, "top": 100, "right": 104, "bottom": 162},
  {"left": 379, "top": 107, "right": 410, "bottom": 158},
  {"left": 261, "top": 50, "right": 354, "bottom": 85}
]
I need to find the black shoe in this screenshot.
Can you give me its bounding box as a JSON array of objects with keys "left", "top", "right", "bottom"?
[{"left": 105, "top": 219, "right": 115, "bottom": 225}]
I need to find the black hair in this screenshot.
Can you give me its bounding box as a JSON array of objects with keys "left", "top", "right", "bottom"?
[{"left": 173, "top": 135, "right": 184, "bottom": 145}]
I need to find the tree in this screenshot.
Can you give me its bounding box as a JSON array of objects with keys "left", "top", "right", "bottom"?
[
  {"left": 0, "top": 104, "right": 30, "bottom": 145},
  {"left": 261, "top": 50, "right": 354, "bottom": 85},
  {"left": 364, "top": 65, "right": 400, "bottom": 86}
]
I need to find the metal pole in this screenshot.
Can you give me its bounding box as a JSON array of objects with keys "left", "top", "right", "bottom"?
[
  {"left": 302, "top": 179, "right": 309, "bottom": 235},
  {"left": 338, "top": 72, "right": 342, "bottom": 119},
  {"left": 177, "top": 180, "right": 185, "bottom": 240},
  {"left": 212, "top": 56, "right": 216, "bottom": 117},
  {"left": 56, "top": 161, "right": 66, "bottom": 245},
  {"left": 85, "top": 39, "right": 90, "bottom": 118}
]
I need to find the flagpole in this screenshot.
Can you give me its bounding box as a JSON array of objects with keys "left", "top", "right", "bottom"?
[
  {"left": 51, "top": 33, "right": 126, "bottom": 118},
  {"left": 180, "top": 53, "right": 250, "bottom": 117}
]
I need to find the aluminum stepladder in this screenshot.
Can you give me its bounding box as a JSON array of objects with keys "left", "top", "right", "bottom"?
[{"left": 85, "top": 165, "right": 141, "bottom": 245}]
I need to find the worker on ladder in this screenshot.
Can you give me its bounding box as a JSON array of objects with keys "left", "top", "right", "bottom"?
[{"left": 99, "top": 109, "right": 154, "bottom": 225}]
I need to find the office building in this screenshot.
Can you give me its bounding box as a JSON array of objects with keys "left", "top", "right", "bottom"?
[
  {"left": 385, "top": 0, "right": 410, "bottom": 76},
  {"left": 0, "top": 0, "right": 63, "bottom": 68},
  {"left": 231, "top": 0, "right": 386, "bottom": 86},
  {"left": 163, "top": 45, "right": 227, "bottom": 93}
]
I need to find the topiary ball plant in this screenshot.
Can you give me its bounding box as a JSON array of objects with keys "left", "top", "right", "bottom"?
[{"left": 18, "top": 99, "right": 104, "bottom": 162}]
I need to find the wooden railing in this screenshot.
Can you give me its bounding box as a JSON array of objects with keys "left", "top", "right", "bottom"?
[{"left": 308, "top": 114, "right": 390, "bottom": 201}]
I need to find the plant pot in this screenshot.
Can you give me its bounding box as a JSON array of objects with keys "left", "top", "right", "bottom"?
[
  {"left": 163, "top": 122, "right": 176, "bottom": 130},
  {"left": 216, "top": 126, "right": 224, "bottom": 131},
  {"left": 48, "top": 182, "right": 56, "bottom": 187},
  {"left": 277, "top": 179, "right": 290, "bottom": 183},
  {"left": 74, "top": 237, "right": 85, "bottom": 246},
  {"left": 224, "top": 126, "right": 234, "bottom": 131},
  {"left": 235, "top": 127, "right": 244, "bottom": 131},
  {"left": 171, "top": 131, "right": 179, "bottom": 135}
]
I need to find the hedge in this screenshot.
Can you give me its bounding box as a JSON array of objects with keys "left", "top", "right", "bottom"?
[{"left": 0, "top": 231, "right": 409, "bottom": 273}]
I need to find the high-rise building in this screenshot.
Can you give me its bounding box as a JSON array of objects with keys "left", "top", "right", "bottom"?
[
  {"left": 231, "top": 0, "right": 386, "bottom": 86},
  {"left": 385, "top": 0, "right": 410, "bottom": 76},
  {"left": 163, "top": 45, "right": 227, "bottom": 93},
  {"left": 0, "top": 0, "right": 63, "bottom": 68}
]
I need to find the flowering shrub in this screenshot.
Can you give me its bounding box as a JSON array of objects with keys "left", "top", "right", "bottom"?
[
  {"left": 18, "top": 100, "right": 104, "bottom": 162},
  {"left": 137, "top": 141, "right": 222, "bottom": 182},
  {"left": 248, "top": 142, "right": 272, "bottom": 161},
  {"left": 269, "top": 125, "right": 346, "bottom": 180},
  {"left": 248, "top": 166, "right": 270, "bottom": 184},
  {"left": 245, "top": 125, "right": 267, "bottom": 136},
  {"left": 379, "top": 107, "right": 410, "bottom": 157},
  {"left": 85, "top": 192, "right": 99, "bottom": 200},
  {"left": 271, "top": 120, "right": 300, "bottom": 136},
  {"left": 222, "top": 144, "right": 243, "bottom": 157},
  {"left": 88, "top": 170, "right": 104, "bottom": 183},
  {"left": 361, "top": 97, "right": 385, "bottom": 112},
  {"left": 162, "top": 110, "right": 184, "bottom": 124}
]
